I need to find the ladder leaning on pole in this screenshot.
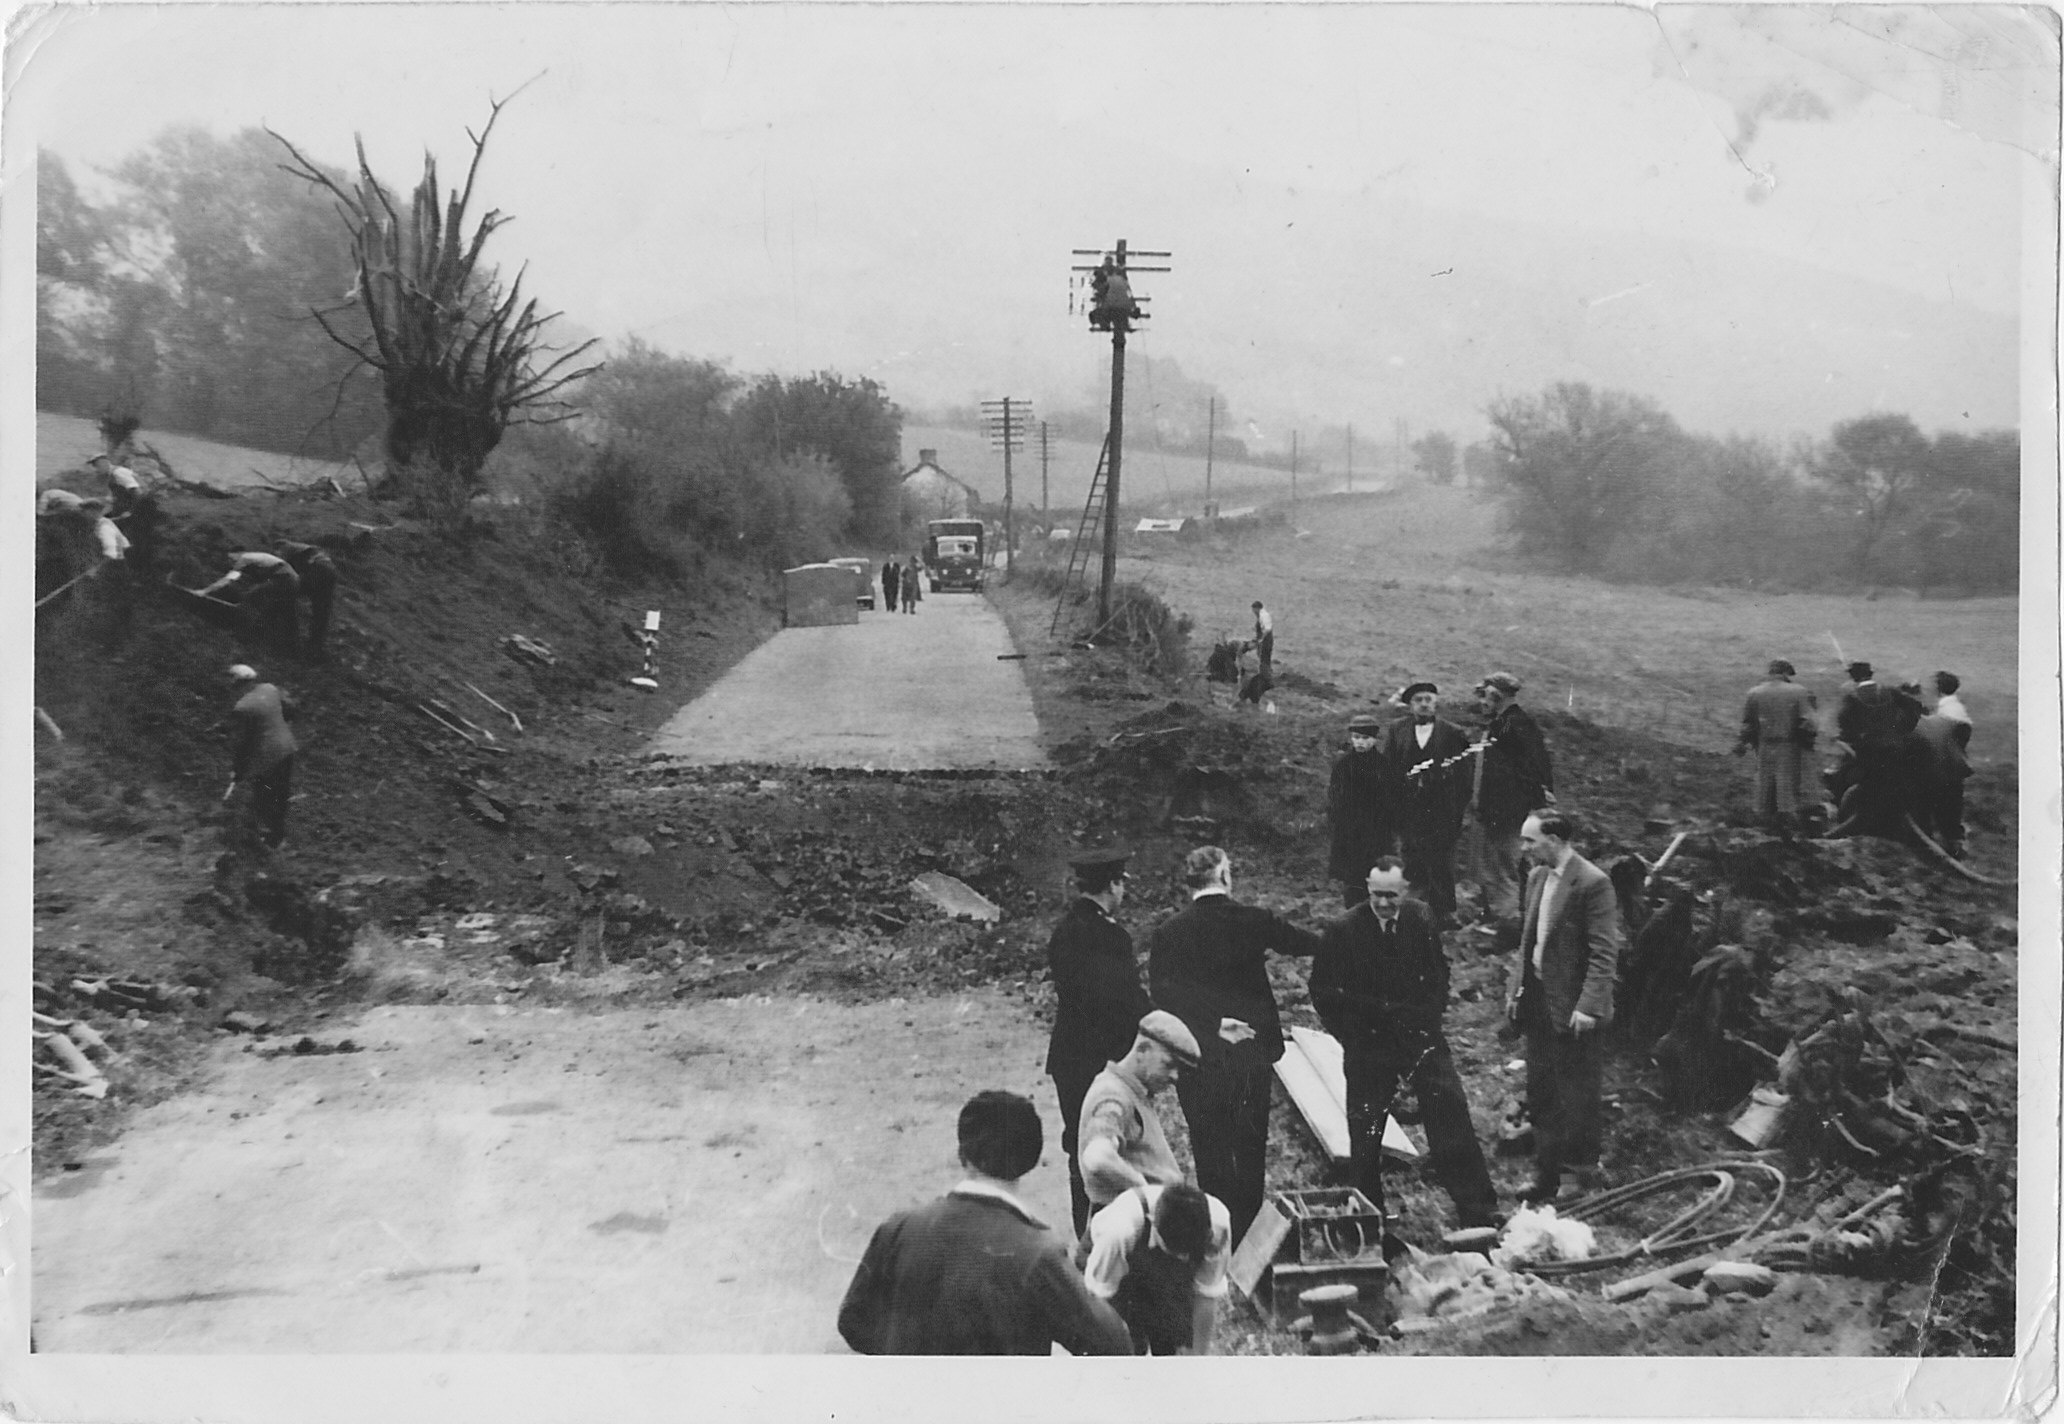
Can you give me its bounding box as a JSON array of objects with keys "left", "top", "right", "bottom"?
[{"left": 1049, "top": 435, "right": 1112, "bottom": 638}]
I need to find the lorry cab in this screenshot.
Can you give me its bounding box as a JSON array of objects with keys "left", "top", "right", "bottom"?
[{"left": 924, "top": 519, "right": 986, "bottom": 593}]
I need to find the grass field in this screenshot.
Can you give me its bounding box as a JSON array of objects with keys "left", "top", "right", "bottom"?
[
  {"left": 37, "top": 411, "right": 363, "bottom": 492},
  {"left": 1102, "top": 483, "right": 2021, "bottom": 762}
]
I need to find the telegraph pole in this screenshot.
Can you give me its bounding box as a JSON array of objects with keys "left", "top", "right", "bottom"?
[
  {"left": 1071, "top": 238, "right": 1170, "bottom": 625},
  {"left": 1038, "top": 420, "right": 1051, "bottom": 518},
  {"left": 1204, "top": 396, "right": 1216, "bottom": 516},
  {"left": 981, "top": 397, "right": 1031, "bottom": 579}
]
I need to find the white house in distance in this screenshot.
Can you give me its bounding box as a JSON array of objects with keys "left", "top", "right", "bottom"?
[{"left": 899, "top": 448, "right": 982, "bottom": 524}]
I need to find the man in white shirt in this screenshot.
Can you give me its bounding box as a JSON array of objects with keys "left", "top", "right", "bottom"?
[
  {"left": 1504, "top": 812, "right": 1621, "bottom": 1205},
  {"left": 1246, "top": 601, "right": 1275, "bottom": 678},
  {"left": 1079, "top": 1181, "right": 1231, "bottom": 1354}
]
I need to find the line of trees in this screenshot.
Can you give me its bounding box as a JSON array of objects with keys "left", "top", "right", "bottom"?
[{"left": 1484, "top": 383, "right": 2017, "bottom": 593}]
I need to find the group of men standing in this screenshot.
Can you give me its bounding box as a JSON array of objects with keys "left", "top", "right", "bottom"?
[{"left": 878, "top": 556, "right": 925, "bottom": 614}]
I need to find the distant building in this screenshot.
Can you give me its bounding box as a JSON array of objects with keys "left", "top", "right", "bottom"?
[{"left": 900, "top": 449, "right": 982, "bottom": 523}]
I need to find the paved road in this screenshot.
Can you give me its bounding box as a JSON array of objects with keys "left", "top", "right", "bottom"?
[
  {"left": 34, "top": 995, "right": 1073, "bottom": 1353},
  {"left": 648, "top": 594, "right": 1046, "bottom": 769}
]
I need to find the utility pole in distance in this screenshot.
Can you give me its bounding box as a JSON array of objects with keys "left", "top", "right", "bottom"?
[
  {"left": 1072, "top": 238, "right": 1170, "bottom": 626},
  {"left": 1038, "top": 420, "right": 1051, "bottom": 519},
  {"left": 981, "top": 397, "right": 1031, "bottom": 579}
]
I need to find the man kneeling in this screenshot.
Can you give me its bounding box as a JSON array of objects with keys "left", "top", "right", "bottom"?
[{"left": 1080, "top": 1182, "right": 1231, "bottom": 1355}]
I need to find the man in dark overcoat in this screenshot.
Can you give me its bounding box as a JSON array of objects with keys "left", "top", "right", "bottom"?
[
  {"left": 837, "top": 1091, "right": 1132, "bottom": 1355},
  {"left": 1382, "top": 681, "right": 1472, "bottom": 922},
  {"left": 1733, "top": 658, "right": 1817, "bottom": 830},
  {"left": 1311, "top": 860, "right": 1498, "bottom": 1238},
  {"left": 1044, "top": 843, "right": 1152, "bottom": 1235},
  {"left": 1148, "top": 846, "right": 1321, "bottom": 1242},
  {"left": 1471, "top": 672, "right": 1555, "bottom": 925},
  {"left": 1831, "top": 661, "right": 1925, "bottom": 830},
  {"left": 1505, "top": 812, "right": 1622, "bottom": 1205},
  {"left": 1327, "top": 711, "right": 1397, "bottom": 908}
]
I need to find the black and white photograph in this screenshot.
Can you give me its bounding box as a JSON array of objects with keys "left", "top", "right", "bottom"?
[{"left": 7, "top": 2, "right": 2057, "bottom": 1419}]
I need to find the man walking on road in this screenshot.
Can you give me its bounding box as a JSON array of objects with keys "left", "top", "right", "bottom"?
[
  {"left": 901, "top": 556, "right": 923, "bottom": 613},
  {"left": 1471, "top": 672, "right": 1554, "bottom": 926},
  {"left": 224, "top": 663, "right": 299, "bottom": 850},
  {"left": 1328, "top": 712, "right": 1397, "bottom": 908},
  {"left": 1505, "top": 813, "right": 1622, "bottom": 1205},
  {"left": 1311, "top": 861, "right": 1499, "bottom": 1240},
  {"left": 837, "top": 1090, "right": 1132, "bottom": 1356},
  {"left": 1733, "top": 659, "right": 1817, "bottom": 832},
  {"left": 1148, "top": 846, "right": 1321, "bottom": 1241},
  {"left": 1384, "top": 682, "right": 1471, "bottom": 923},
  {"left": 1045, "top": 844, "right": 1152, "bottom": 1235},
  {"left": 881, "top": 558, "right": 899, "bottom": 613}
]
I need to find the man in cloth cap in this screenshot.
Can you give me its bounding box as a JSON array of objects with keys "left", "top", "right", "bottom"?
[
  {"left": 1382, "top": 681, "right": 1472, "bottom": 923},
  {"left": 1470, "top": 672, "right": 1555, "bottom": 926},
  {"left": 1733, "top": 659, "right": 1818, "bottom": 833},
  {"left": 1148, "top": 847, "right": 1322, "bottom": 1240},
  {"left": 1328, "top": 711, "right": 1398, "bottom": 908},
  {"left": 1312, "top": 859, "right": 1499, "bottom": 1239},
  {"left": 1045, "top": 842, "right": 1152, "bottom": 1235},
  {"left": 1076, "top": 1011, "right": 1203, "bottom": 1215},
  {"left": 837, "top": 1090, "right": 1131, "bottom": 1355},
  {"left": 224, "top": 664, "right": 299, "bottom": 849}
]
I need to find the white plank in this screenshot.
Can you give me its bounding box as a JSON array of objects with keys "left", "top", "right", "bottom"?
[{"left": 1278, "top": 1026, "right": 1421, "bottom": 1163}]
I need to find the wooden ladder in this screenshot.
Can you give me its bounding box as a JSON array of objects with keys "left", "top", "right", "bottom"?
[{"left": 1048, "top": 435, "right": 1111, "bottom": 638}]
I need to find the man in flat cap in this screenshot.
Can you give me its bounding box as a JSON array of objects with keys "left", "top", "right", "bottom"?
[
  {"left": 837, "top": 1090, "right": 1131, "bottom": 1355},
  {"left": 1077, "top": 1011, "right": 1202, "bottom": 1214},
  {"left": 1734, "top": 659, "right": 1817, "bottom": 832},
  {"left": 1382, "top": 681, "right": 1472, "bottom": 923},
  {"left": 1470, "top": 672, "right": 1554, "bottom": 926},
  {"left": 1149, "top": 847, "right": 1322, "bottom": 1241},
  {"left": 1328, "top": 711, "right": 1398, "bottom": 908},
  {"left": 1045, "top": 842, "right": 1152, "bottom": 1234},
  {"left": 1312, "top": 859, "right": 1498, "bottom": 1237}
]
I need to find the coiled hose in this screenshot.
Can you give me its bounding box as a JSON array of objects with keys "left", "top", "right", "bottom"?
[{"left": 1520, "top": 1160, "right": 1789, "bottom": 1277}]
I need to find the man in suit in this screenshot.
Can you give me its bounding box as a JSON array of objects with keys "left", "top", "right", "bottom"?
[
  {"left": 1831, "top": 660, "right": 1925, "bottom": 831},
  {"left": 837, "top": 1090, "right": 1132, "bottom": 1356},
  {"left": 1045, "top": 842, "right": 1153, "bottom": 1235},
  {"left": 1311, "top": 860, "right": 1499, "bottom": 1239},
  {"left": 1504, "top": 812, "right": 1623, "bottom": 1205},
  {"left": 881, "top": 558, "right": 899, "bottom": 612},
  {"left": 1327, "top": 711, "right": 1397, "bottom": 908},
  {"left": 1470, "top": 672, "right": 1555, "bottom": 925},
  {"left": 1384, "top": 681, "right": 1472, "bottom": 922},
  {"left": 1733, "top": 659, "right": 1818, "bottom": 832},
  {"left": 1148, "top": 846, "right": 1322, "bottom": 1241}
]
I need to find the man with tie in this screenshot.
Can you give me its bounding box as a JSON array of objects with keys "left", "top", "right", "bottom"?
[
  {"left": 1310, "top": 860, "right": 1499, "bottom": 1241},
  {"left": 1382, "top": 681, "right": 1472, "bottom": 923},
  {"left": 1504, "top": 812, "right": 1622, "bottom": 1205}
]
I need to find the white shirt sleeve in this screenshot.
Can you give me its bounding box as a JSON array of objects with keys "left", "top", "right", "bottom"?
[
  {"left": 1194, "top": 1197, "right": 1234, "bottom": 1299},
  {"left": 1080, "top": 1191, "right": 1148, "bottom": 1300}
]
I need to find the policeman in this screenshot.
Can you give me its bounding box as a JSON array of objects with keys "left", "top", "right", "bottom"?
[{"left": 1044, "top": 841, "right": 1151, "bottom": 1236}]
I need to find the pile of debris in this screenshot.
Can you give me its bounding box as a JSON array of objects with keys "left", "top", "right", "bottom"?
[{"left": 32, "top": 975, "right": 193, "bottom": 1099}]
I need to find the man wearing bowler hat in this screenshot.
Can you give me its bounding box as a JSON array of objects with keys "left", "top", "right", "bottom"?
[
  {"left": 1045, "top": 842, "right": 1152, "bottom": 1234},
  {"left": 1382, "top": 681, "right": 1472, "bottom": 923},
  {"left": 1328, "top": 710, "right": 1398, "bottom": 908}
]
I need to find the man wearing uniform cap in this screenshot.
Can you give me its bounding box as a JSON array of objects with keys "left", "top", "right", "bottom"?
[
  {"left": 1076, "top": 1011, "right": 1201, "bottom": 1214},
  {"left": 1470, "top": 672, "right": 1554, "bottom": 925},
  {"left": 1381, "top": 681, "right": 1471, "bottom": 922},
  {"left": 1328, "top": 711, "right": 1398, "bottom": 908},
  {"left": 1045, "top": 842, "right": 1152, "bottom": 1235},
  {"left": 1734, "top": 659, "right": 1817, "bottom": 832}
]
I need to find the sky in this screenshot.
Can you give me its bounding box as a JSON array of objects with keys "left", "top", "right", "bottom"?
[{"left": 4, "top": 3, "right": 2055, "bottom": 444}]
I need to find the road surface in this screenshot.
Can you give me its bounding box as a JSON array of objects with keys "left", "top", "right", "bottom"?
[{"left": 647, "top": 594, "right": 1046, "bottom": 769}]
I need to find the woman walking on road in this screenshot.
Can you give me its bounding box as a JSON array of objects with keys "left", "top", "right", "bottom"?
[{"left": 902, "top": 556, "right": 923, "bottom": 613}]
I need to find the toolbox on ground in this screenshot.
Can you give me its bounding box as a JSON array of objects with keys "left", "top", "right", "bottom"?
[{"left": 1227, "top": 1186, "right": 1390, "bottom": 1326}]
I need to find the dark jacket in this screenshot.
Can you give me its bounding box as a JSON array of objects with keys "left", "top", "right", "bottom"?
[
  {"left": 1912, "top": 713, "right": 1972, "bottom": 784},
  {"left": 1514, "top": 853, "right": 1621, "bottom": 1029},
  {"left": 1836, "top": 682, "right": 1923, "bottom": 755},
  {"left": 1477, "top": 702, "right": 1553, "bottom": 830},
  {"left": 1326, "top": 745, "right": 1397, "bottom": 881},
  {"left": 1311, "top": 899, "right": 1450, "bottom": 1049},
  {"left": 1384, "top": 717, "right": 1472, "bottom": 843},
  {"left": 1148, "top": 893, "right": 1320, "bottom": 1072},
  {"left": 1045, "top": 897, "right": 1151, "bottom": 1078},
  {"left": 231, "top": 683, "right": 299, "bottom": 778},
  {"left": 837, "top": 1189, "right": 1132, "bottom": 1355}
]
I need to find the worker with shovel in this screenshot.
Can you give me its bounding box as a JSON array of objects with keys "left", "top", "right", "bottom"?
[
  {"left": 223, "top": 663, "right": 299, "bottom": 850},
  {"left": 194, "top": 551, "right": 301, "bottom": 654}
]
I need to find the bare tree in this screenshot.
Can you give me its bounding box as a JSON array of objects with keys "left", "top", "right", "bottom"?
[{"left": 269, "top": 92, "right": 600, "bottom": 506}]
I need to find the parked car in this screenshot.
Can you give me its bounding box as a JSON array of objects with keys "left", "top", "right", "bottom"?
[{"left": 827, "top": 557, "right": 876, "bottom": 610}]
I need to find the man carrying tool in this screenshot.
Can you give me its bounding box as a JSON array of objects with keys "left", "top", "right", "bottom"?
[
  {"left": 223, "top": 663, "right": 299, "bottom": 850},
  {"left": 1076, "top": 1011, "right": 1202, "bottom": 1216},
  {"left": 1078, "top": 1181, "right": 1231, "bottom": 1355},
  {"left": 1148, "top": 846, "right": 1322, "bottom": 1241},
  {"left": 1312, "top": 859, "right": 1499, "bottom": 1242},
  {"left": 836, "top": 1090, "right": 1131, "bottom": 1355},
  {"left": 278, "top": 541, "right": 338, "bottom": 661},
  {"left": 1383, "top": 681, "right": 1472, "bottom": 924},
  {"left": 1733, "top": 659, "right": 1817, "bottom": 834},
  {"left": 1328, "top": 711, "right": 1398, "bottom": 907},
  {"left": 1044, "top": 843, "right": 1152, "bottom": 1235},
  {"left": 194, "top": 550, "right": 301, "bottom": 654},
  {"left": 1469, "top": 672, "right": 1555, "bottom": 927}
]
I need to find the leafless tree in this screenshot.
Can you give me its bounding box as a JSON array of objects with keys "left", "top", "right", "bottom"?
[{"left": 269, "top": 91, "right": 600, "bottom": 506}]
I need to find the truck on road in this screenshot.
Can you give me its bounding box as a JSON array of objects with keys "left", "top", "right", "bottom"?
[{"left": 924, "top": 519, "right": 986, "bottom": 593}]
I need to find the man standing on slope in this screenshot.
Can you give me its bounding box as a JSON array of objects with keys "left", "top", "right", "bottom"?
[
  {"left": 1384, "top": 681, "right": 1472, "bottom": 924},
  {"left": 1470, "top": 672, "right": 1554, "bottom": 926}
]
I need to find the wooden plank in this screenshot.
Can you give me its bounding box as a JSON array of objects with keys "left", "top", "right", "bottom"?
[
  {"left": 1227, "top": 1199, "right": 1295, "bottom": 1300},
  {"left": 1278, "top": 1026, "right": 1420, "bottom": 1163}
]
